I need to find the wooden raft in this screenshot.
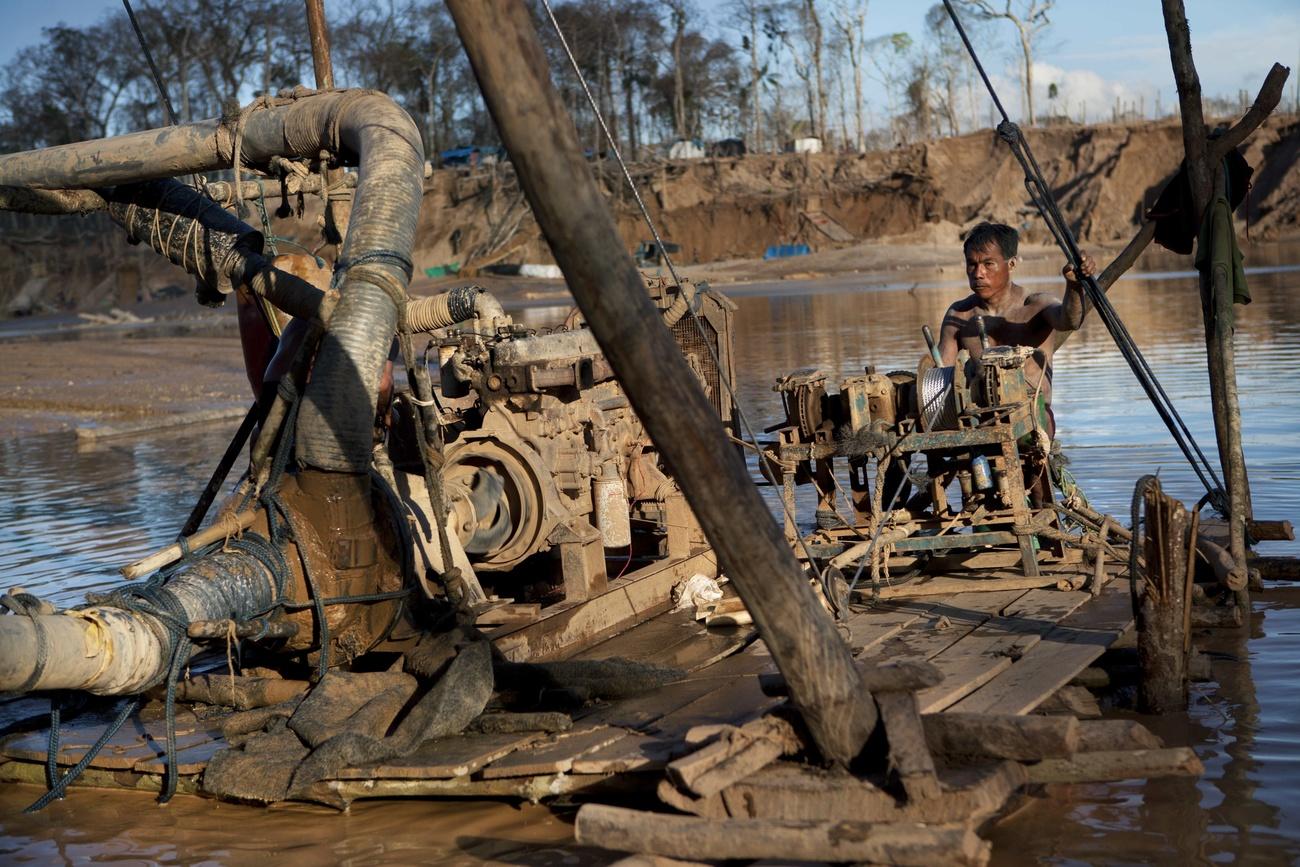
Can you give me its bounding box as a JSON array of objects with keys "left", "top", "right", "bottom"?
[{"left": 0, "top": 570, "right": 1134, "bottom": 805}]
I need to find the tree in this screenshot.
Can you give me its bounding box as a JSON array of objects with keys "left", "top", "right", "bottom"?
[
  {"left": 726, "top": 0, "right": 777, "bottom": 152},
  {"left": 829, "top": 0, "right": 868, "bottom": 151},
  {"left": 960, "top": 0, "right": 1053, "bottom": 125},
  {"left": 0, "top": 20, "right": 140, "bottom": 148},
  {"left": 864, "top": 31, "right": 912, "bottom": 143},
  {"left": 662, "top": 0, "right": 692, "bottom": 140},
  {"left": 924, "top": 3, "right": 975, "bottom": 136}
]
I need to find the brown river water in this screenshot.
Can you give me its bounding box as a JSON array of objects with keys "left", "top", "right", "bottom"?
[{"left": 2, "top": 247, "right": 1299, "bottom": 864}]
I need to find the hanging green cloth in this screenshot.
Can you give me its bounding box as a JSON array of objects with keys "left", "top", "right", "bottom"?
[{"left": 1194, "top": 194, "right": 1250, "bottom": 327}]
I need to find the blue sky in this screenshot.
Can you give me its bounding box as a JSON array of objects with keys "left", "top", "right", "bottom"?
[{"left": 1, "top": 0, "right": 1296, "bottom": 122}]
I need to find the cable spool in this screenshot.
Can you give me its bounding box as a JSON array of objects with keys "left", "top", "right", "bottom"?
[{"left": 919, "top": 366, "right": 959, "bottom": 430}]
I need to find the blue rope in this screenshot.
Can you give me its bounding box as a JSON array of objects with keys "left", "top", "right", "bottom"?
[{"left": 24, "top": 697, "right": 139, "bottom": 812}]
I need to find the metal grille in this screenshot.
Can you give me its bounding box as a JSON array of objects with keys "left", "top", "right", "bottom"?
[{"left": 673, "top": 317, "right": 723, "bottom": 418}]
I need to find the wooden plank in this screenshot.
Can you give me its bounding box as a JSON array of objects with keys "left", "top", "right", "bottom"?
[
  {"left": 573, "top": 804, "right": 990, "bottom": 865},
  {"left": 945, "top": 582, "right": 1133, "bottom": 716},
  {"left": 575, "top": 610, "right": 702, "bottom": 663},
  {"left": 576, "top": 609, "right": 755, "bottom": 673},
  {"left": 491, "top": 550, "right": 717, "bottom": 662},
  {"left": 841, "top": 601, "right": 931, "bottom": 654},
  {"left": 311, "top": 771, "right": 612, "bottom": 805},
  {"left": 571, "top": 732, "right": 685, "bottom": 774},
  {"left": 479, "top": 726, "right": 625, "bottom": 779},
  {"left": 716, "top": 760, "right": 1027, "bottom": 825},
  {"left": 915, "top": 589, "right": 1092, "bottom": 713},
  {"left": 3, "top": 717, "right": 217, "bottom": 771},
  {"left": 859, "top": 590, "right": 1028, "bottom": 665},
  {"left": 133, "top": 735, "right": 227, "bottom": 775},
  {"left": 1025, "top": 747, "right": 1204, "bottom": 783},
  {"left": 649, "top": 674, "right": 780, "bottom": 741},
  {"left": 331, "top": 731, "right": 543, "bottom": 780},
  {"left": 877, "top": 691, "right": 942, "bottom": 802},
  {"left": 871, "top": 573, "right": 1064, "bottom": 599},
  {"left": 581, "top": 677, "right": 731, "bottom": 731},
  {"left": 476, "top": 602, "right": 541, "bottom": 626}
]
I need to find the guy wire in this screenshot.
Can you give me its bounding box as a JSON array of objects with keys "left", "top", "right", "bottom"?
[{"left": 539, "top": 0, "right": 833, "bottom": 596}]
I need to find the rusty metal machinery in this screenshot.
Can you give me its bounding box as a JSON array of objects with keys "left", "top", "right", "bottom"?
[
  {"left": 767, "top": 344, "right": 1066, "bottom": 588},
  {"left": 390, "top": 277, "right": 732, "bottom": 608}
]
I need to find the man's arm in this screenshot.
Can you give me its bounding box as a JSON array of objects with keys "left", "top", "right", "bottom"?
[
  {"left": 938, "top": 305, "right": 962, "bottom": 365},
  {"left": 1041, "top": 252, "right": 1096, "bottom": 332}
]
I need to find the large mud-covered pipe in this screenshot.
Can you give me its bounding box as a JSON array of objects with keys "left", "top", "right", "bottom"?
[
  {"left": 0, "top": 549, "right": 280, "bottom": 695},
  {"left": 0, "top": 89, "right": 424, "bottom": 474}
]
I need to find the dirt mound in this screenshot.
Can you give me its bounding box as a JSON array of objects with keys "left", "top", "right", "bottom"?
[{"left": 405, "top": 114, "right": 1300, "bottom": 274}]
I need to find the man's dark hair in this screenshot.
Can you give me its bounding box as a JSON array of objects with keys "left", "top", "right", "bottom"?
[{"left": 963, "top": 222, "right": 1019, "bottom": 259}]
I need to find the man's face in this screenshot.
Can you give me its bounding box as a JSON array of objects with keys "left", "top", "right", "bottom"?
[{"left": 965, "top": 242, "right": 1013, "bottom": 300}]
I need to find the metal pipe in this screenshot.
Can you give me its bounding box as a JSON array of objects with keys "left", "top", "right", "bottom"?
[{"left": 0, "top": 86, "right": 425, "bottom": 482}]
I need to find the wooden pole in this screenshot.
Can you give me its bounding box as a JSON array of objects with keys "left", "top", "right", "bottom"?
[
  {"left": 303, "top": 0, "right": 351, "bottom": 247},
  {"left": 1161, "top": 0, "right": 1257, "bottom": 611},
  {"left": 443, "top": 0, "right": 876, "bottom": 766},
  {"left": 1136, "top": 480, "right": 1190, "bottom": 714}
]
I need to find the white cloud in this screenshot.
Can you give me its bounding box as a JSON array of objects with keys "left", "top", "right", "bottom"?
[{"left": 1029, "top": 62, "right": 1156, "bottom": 123}]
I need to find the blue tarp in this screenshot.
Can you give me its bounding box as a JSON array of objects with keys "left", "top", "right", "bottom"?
[{"left": 763, "top": 243, "right": 810, "bottom": 260}]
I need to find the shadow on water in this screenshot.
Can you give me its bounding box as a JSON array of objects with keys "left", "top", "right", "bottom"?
[{"left": 1, "top": 249, "right": 1299, "bottom": 863}]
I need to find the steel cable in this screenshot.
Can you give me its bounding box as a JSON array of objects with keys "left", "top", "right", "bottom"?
[
  {"left": 941, "top": 0, "right": 1227, "bottom": 514},
  {"left": 538, "top": 0, "right": 834, "bottom": 596}
]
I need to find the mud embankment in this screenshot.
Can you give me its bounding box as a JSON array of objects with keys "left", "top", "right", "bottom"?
[{"left": 3, "top": 114, "right": 1298, "bottom": 314}]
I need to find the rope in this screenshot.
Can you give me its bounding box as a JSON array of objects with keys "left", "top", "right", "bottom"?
[
  {"left": 540, "top": 0, "right": 832, "bottom": 601},
  {"left": 940, "top": 0, "right": 1227, "bottom": 517},
  {"left": 23, "top": 697, "right": 139, "bottom": 812}
]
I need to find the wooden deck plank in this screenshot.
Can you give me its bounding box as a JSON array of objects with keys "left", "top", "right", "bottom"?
[
  {"left": 133, "top": 735, "right": 228, "bottom": 775},
  {"left": 858, "top": 590, "right": 1028, "bottom": 664},
  {"left": 479, "top": 726, "right": 625, "bottom": 779},
  {"left": 946, "top": 582, "right": 1134, "bottom": 715},
  {"left": 841, "top": 601, "right": 932, "bottom": 655},
  {"left": 3, "top": 716, "right": 217, "bottom": 771},
  {"left": 570, "top": 732, "right": 686, "bottom": 774},
  {"left": 648, "top": 674, "right": 779, "bottom": 740},
  {"left": 576, "top": 609, "right": 756, "bottom": 673},
  {"left": 331, "top": 731, "right": 544, "bottom": 780},
  {"left": 491, "top": 550, "right": 717, "bottom": 662},
  {"left": 915, "top": 589, "right": 1094, "bottom": 713}
]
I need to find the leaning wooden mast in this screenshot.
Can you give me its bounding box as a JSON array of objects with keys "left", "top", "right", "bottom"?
[{"left": 443, "top": 0, "right": 876, "bottom": 765}]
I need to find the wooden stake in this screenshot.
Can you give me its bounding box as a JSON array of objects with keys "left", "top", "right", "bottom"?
[
  {"left": 1136, "top": 482, "right": 1189, "bottom": 714},
  {"left": 444, "top": 0, "right": 875, "bottom": 765}
]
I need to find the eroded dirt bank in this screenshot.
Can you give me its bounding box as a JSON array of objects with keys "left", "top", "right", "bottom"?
[{"left": 3, "top": 115, "right": 1298, "bottom": 316}]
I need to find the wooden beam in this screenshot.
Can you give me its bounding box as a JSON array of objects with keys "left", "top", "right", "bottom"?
[
  {"left": 922, "top": 713, "right": 1079, "bottom": 761},
  {"left": 574, "top": 804, "right": 991, "bottom": 866},
  {"left": 445, "top": 0, "right": 876, "bottom": 766},
  {"left": 1025, "top": 747, "right": 1203, "bottom": 784}
]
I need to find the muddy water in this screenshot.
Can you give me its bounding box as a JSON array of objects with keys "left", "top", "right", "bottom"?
[{"left": 3, "top": 249, "right": 1300, "bottom": 863}]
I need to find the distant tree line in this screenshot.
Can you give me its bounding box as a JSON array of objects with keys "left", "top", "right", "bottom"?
[{"left": 2, "top": 1, "right": 1244, "bottom": 162}]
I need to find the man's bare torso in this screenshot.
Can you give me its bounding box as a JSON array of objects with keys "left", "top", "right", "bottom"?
[{"left": 942, "top": 284, "right": 1060, "bottom": 402}]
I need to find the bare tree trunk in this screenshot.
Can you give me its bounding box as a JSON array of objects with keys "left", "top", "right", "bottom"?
[
  {"left": 806, "top": 0, "right": 826, "bottom": 139},
  {"left": 1160, "top": 0, "right": 1250, "bottom": 609},
  {"left": 1019, "top": 30, "right": 1034, "bottom": 124},
  {"left": 671, "top": 4, "right": 688, "bottom": 140},
  {"left": 749, "top": 12, "right": 761, "bottom": 151}
]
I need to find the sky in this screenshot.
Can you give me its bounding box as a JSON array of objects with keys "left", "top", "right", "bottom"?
[{"left": 0, "top": 0, "right": 1296, "bottom": 125}]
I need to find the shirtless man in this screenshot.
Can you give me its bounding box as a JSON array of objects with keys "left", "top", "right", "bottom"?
[{"left": 938, "top": 222, "right": 1096, "bottom": 439}]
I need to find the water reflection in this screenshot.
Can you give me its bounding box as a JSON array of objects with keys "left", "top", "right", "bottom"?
[{"left": 0, "top": 256, "right": 1298, "bottom": 863}]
